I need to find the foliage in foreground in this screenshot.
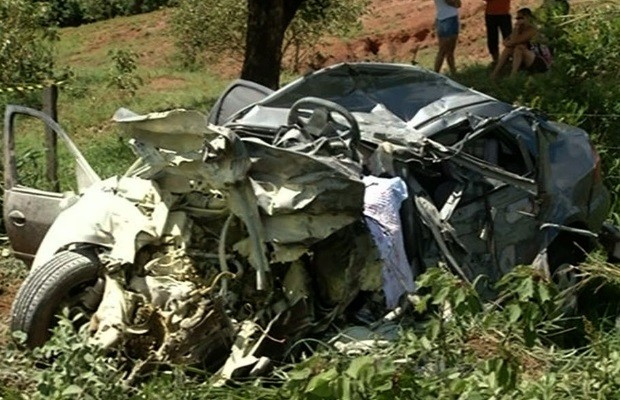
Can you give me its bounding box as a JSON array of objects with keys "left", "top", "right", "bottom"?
[{"left": 4, "top": 259, "right": 620, "bottom": 399}]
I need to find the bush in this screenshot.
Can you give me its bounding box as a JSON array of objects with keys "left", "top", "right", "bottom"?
[
  {"left": 41, "top": 0, "right": 84, "bottom": 27},
  {"left": 169, "top": 0, "right": 247, "bottom": 67},
  {"left": 108, "top": 49, "right": 143, "bottom": 96},
  {"left": 29, "top": 314, "right": 126, "bottom": 400},
  {"left": 0, "top": 0, "right": 57, "bottom": 90},
  {"left": 530, "top": 2, "right": 620, "bottom": 215},
  {"left": 38, "top": 0, "right": 175, "bottom": 27},
  {"left": 169, "top": 0, "right": 368, "bottom": 70}
]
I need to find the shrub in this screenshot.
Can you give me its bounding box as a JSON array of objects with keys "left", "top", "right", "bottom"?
[
  {"left": 0, "top": 0, "right": 57, "bottom": 94},
  {"left": 30, "top": 313, "right": 126, "bottom": 400},
  {"left": 108, "top": 49, "right": 143, "bottom": 96},
  {"left": 169, "top": 0, "right": 247, "bottom": 67},
  {"left": 38, "top": 0, "right": 176, "bottom": 27},
  {"left": 169, "top": 0, "right": 368, "bottom": 70}
]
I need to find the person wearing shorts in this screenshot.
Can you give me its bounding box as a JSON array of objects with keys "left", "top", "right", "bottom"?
[{"left": 434, "top": 0, "right": 461, "bottom": 75}]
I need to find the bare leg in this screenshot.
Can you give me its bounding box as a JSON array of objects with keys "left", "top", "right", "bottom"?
[
  {"left": 522, "top": 48, "right": 536, "bottom": 68},
  {"left": 491, "top": 46, "right": 514, "bottom": 79},
  {"left": 510, "top": 44, "right": 536, "bottom": 77},
  {"left": 445, "top": 36, "right": 458, "bottom": 75},
  {"left": 435, "top": 37, "right": 448, "bottom": 72},
  {"left": 511, "top": 45, "right": 525, "bottom": 76}
]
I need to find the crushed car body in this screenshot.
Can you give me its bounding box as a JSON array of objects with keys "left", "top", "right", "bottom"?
[
  {"left": 3, "top": 62, "right": 612, "bottom": 379},
  {"left": 219, "top": 63, "right": 610, "bottom": 282}
]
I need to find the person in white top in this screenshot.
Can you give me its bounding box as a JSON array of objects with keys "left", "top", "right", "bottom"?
[{"left": 433, "top": 0, "right": 461, "bottom": 75}]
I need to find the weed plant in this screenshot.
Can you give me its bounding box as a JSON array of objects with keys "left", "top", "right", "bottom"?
[{"left": 4, "top": 262, "right": 620, "bottom": 399}]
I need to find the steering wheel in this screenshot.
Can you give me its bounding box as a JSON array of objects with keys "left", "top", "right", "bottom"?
[{"left": 287, "top": 97, "right": 361, "bottom": 148}]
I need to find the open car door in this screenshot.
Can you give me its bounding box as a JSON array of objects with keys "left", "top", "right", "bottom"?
[
  {"left": 3, "top": 105, "right": 100, "bottom": 265},
  {"left": 208, "top": 79, "right": 274, "bottom": 125}
]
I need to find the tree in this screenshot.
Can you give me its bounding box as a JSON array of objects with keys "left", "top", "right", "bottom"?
[
  {"left": 240, "top": 0, "right": 304, "bottom": 89},
  {"left": 170, "top": 0, "right": 368, "bottom": 88},
  {"left": 0, "top": 0, "right": 57, "bottom": 90}
]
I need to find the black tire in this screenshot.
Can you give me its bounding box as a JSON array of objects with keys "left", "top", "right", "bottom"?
[{"left": 10, "top": 250, "right": 101, "bottom": 348}]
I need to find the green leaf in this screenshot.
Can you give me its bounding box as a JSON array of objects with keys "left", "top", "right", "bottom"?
[
  {"left": 415, "top": 295, "right": 430, "bottom": 314},
  {"left": 289, "top": 367, "right": 312, "bottom": 381},
  {"left": 506, "top": 304, "right": 522, "bottom": 324},
  {"left": 345, "top": 356, "right": 374, "bottom": 380},
  {"left": 419, "top": 335, "right": 432, "bottom": 351},
  {"left": 61, "top": 384, "right": 83, "bottom": 396},
  {"left": 518, "top": 277, "right": 534, "bottom": 300},
  {"left": 433, "top": 286, "right": 451, "bottom": 305},
  {"left": 341, "top": 376, "right": 352, "bottom": 400},
  {"left": 305, "top": 368, "right": 338, "bottom": 397},
  {"left": 374, "top": 379, "right": 393, "bottom": 392},
  {"left": 427, "top": 319, "right": 441, "bottom": 341},
  {"left": 538, "top": 283, "right": 551, "bottom": 303},
  {"left": 454, "top": 288, "right": 467, "bottom": 307}
]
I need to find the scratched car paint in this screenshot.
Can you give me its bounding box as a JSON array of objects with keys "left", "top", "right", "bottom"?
[{"left": 3, "top": 62, "right": 611, "bottom": 379}]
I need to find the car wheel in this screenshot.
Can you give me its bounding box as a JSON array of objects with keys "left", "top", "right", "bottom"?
[
  {"left": 10, "top": 250, "right": 102, "bottom": 348},
  {"left": 547, "top": 232, "right": 592, "bottom": 270}
]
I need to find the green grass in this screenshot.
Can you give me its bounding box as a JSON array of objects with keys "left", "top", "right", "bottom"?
[{"left": 42, "top": 8, "right": 232, "bottom": 178}]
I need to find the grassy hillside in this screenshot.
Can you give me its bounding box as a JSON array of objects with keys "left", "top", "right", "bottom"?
[{"left": 40, "top": 9, "right": 231, "bottom": 176}]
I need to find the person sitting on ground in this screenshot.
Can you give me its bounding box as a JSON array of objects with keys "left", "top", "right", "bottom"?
[{"left": 491, "top": 8, "right": 551, "bottom": 79}]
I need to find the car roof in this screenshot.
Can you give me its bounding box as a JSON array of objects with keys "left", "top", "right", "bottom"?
[
  {"left": 228, "top": 62, "right": 516, "bottom": 144},
  {"left": 264, "top": 62, "right": 490, "bottom": 120}
]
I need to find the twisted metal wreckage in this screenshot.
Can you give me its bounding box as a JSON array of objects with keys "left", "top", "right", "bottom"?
[
  {"left": 10, "top": 105, "right": 412, "bottom": 380},
  {"left": 7, "top": 63, "right": 615, "bottom": 382}
]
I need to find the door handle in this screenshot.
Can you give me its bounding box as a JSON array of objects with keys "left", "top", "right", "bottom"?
[{"left": 8, "top": 210, "right": 26, "bottom": 226}]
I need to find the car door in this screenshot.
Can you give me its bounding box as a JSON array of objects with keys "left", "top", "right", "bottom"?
[
  {"left": 3, "top": 105, "right": 100, "bottom": 265},
  {"left": 208, "top": 79, "right": 274, "bottom": 125},
  {"left": 439, "top": 125, "right": 541, "bottom": 283}
]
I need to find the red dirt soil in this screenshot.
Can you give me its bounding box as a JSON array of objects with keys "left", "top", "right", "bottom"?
[
  {"left": 316, "top": 0, "right": 540, "bottom": 70},
  {"left": 0, "top": 269, "right": 19, "bottom": 344}
]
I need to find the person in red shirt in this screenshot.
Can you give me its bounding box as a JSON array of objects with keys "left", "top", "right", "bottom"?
[{"left": 485, "top": 0, "right": 512, "bottom": 64}]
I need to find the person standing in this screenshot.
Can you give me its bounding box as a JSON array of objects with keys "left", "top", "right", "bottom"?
[
  {"left": 484, "top": 0, "right": 512, "bottom": 64},
  {"left": 434, "top": 0, "right": 461, "bottom": 75}
]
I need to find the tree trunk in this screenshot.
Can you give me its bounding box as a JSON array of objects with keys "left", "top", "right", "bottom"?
[{"left": 241, "top": 0, "right": 305, "bottom": 89}]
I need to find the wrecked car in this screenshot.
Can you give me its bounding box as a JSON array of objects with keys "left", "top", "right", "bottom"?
[
  {"left": 3, "top": 62, "right": 612, "bottom": 378},
  {"left": 216, "top": 62, "right": 611, "bottom": 280}
]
